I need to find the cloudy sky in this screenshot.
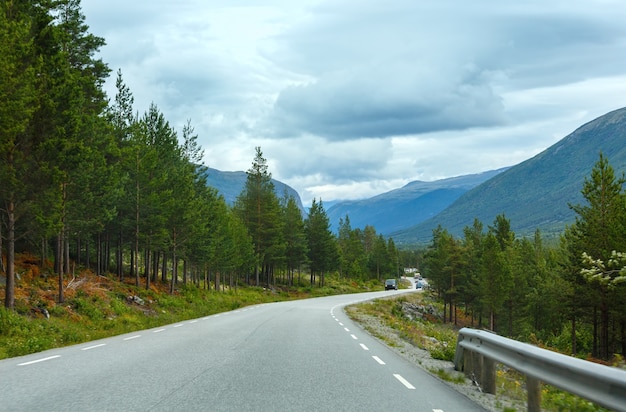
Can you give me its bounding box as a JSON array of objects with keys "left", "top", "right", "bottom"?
[{"left": 81, "top": 0, "right": 626, "bottom": 205}]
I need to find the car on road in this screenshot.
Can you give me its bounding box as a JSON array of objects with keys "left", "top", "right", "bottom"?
[{"left": 385, "top": 279, "right": 398, "bottom": 290}]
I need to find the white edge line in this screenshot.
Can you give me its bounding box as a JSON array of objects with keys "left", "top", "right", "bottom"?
[
  {"left": 82, "top": 343, "right": 106, "bottom": 351},
  {"left": 18, "top": 355, "right": 61, "bottom": 366},
  {"left": 123, "top": 335, "right": 141, "bottom": 341}
]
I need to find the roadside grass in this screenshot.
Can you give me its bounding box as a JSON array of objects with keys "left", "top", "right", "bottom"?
[
  {"left": 0, "top": 268, "right": 381, "bottom": 360},
  {"left": 346, "top": 291, "right": 611, "bottom": 412}
]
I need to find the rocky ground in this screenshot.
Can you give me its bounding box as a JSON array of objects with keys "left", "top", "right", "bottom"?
[{"left": 345, "top": 304, "right": 524, "bottom": 412}]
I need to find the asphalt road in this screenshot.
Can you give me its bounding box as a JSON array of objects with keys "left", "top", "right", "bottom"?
[{"left": 0, "top": 288, "right": 486, "bottom": 412}]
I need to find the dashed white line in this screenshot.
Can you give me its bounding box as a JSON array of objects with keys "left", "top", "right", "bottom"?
[
  {"left": 360, "top": 343, "right": 369, "bottom": 351},
  {"left": 372, "top": 356, "right": 386, "bottom": 365},
  {"left": 393, "top": 374, "right": 416, "bottom": 389},
  {"left": 123, "top": 335, "right": 141, "bottom": 341},
  {"left": 338, "top": 322, "right": 344, "bottom": 326},
  {"left": 433, "top": 409, "right": 444, "bottom": 412},
  {"left": 189, "top": 320, "right": 198, "bottom": 324},
  {"left": 350, "top": 334, "right": 358, "bottom": 340},
  {"left": 153, "top": 329, "right": 166, "bottom": 333},
  {"left": 18, "top": 355, "right": 60, "bottom": 366},
  {"left": 344, "top": 327, "right": 350, "bottom": 332},
  {"left": 82, "top": 344, "right": 106, "bottom": 351},
  {"left": 173, "top": 324, "right": 184, "bottom": 328}
]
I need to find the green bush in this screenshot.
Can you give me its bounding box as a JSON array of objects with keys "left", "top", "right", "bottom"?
[{"left": 71, "top": 296, "right": 104, "bottom": 320}]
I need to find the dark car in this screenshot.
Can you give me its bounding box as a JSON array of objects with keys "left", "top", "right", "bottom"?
[{"left": 385, "top": 279, "right": 398, "bottom": 290}]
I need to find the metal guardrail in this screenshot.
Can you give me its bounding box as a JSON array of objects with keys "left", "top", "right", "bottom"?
[{"left": 454, "top": 328, "right": 626, "bottom": 412}]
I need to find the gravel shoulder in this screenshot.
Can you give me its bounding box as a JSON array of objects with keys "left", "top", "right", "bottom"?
[{"left": 345, "top": 300, "right": 524, "bottom": 412}]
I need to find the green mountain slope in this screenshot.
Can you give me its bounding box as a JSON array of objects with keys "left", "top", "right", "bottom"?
[
  {"left": 327, "top": 169, "right": 507, "bottom": 234},
  {"left": 391, "top": 107, "right": 626, "bottom": 245}
]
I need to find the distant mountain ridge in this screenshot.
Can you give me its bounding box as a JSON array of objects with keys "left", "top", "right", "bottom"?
[
  {"left": 390, "top": 107, "right": 626, "bottom": 245},
  {"left": 204, "top": 167, "right": 306, "bottom": 214},
  {"left": 326, "top": 168, "right": 508, "bottom": 234},
  {"left": 203, "top": 107, "right": 626, "bottom": 245}
]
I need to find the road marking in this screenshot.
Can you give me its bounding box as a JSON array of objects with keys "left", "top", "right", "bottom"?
[
  {"left": 372, "top": 356, "right": 385, "bottom": 365},
  {"left": 82, "top": 344, "right": 106, "bottom": 351},
  {"left": 338, "top": 322, "right": 344, "bottom": 326},
  {"left": 173, "top": 324, "right": 184, "bottom": 328},
  {"left": 123, "top": 335, "right": 141, "bottom": 341},
  {"left": 344, "top": 327, "right": 350, "bottom": 332},
  {"left": 360, "top": 343, "right": 369, "bottom": 351},
  {"left": 189, "top": 320, "right": 198, "bottom": 324},
  {"left": 350, "top": 334, "right": 358, "bottom": 340},
  {"left": 18, "top": 355, "right": 60, "bottom": 366},
  {"left": 393, "top": 374, "right": 416, "bottom": 389},
  {"left": 153, "top": 329, "right": 166, "bottom": 333},
  {"left": 433, "top": 410, "right": 444, "bottom": 412}
]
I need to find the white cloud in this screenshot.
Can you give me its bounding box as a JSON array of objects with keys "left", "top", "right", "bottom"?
[{"left": 82, "top": 0, "right": 626, "bottom": 206}]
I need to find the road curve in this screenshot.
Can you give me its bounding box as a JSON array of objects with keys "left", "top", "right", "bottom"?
[{"left": 0, "top": 289, "right": 486, "bottom": 412}]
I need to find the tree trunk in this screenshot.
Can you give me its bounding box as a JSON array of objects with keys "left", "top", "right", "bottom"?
[
  {"left": 4, "top": 200, "right": 16, "bottom": 309},
  {"left": 161, "top": 254, "right": 167, "bottom": 282},
  {"left": 593, "top": 306, "right": 598, "bottom": 358},
  {"left": 169, "top": 252, "right": 177, "bottom": 294},
  {"left": 117, "top": 230, "right": 123, "bottom": 281},
  {"left": 96, "top": 233, "right": 101, "bottom": 276},
  {"left": 0, "top": 217, "right": 4, "bottom": 274},
  {"left": 57, "top": 233, "right": 64, "bottom": 304},
  {"left": 571, "top": 316, "right": 577, "bottom": 356},
  {"left": 145, "top": 249, "right": 150, "bottom": 290},
  {"left": 600, "top": 299, "right": 609, "bottom": 360}
]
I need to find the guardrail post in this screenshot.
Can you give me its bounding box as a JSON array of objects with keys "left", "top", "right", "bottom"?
[
  {"left": 462, "top": 347, "right": 472, "bottom": 377},
  {"left": 527, "top": 376, "right": 541, "bottom": 412},
  {"left": 482, "top": 356, "right": 496, "bottom": 395}
]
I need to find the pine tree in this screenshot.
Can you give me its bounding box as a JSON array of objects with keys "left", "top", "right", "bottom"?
[
  {"left": 282, "top": 194, "right": 308, "bottom": 286},
  {"left": 0, "top": 1, "right": 39, "bottom": 308},
  {"left": 568, "top": 153, "right": 626, "bottom": 359},
  {"left": 305, "top": 199, "right": 337, "bottom": 287},
  {"left": 234, "top": 147, "right": 285, "bottom": 286}
]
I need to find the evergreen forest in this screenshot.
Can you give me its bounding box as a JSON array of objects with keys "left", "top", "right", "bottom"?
[{"left": 422, "top": 154, "right": 626, "bottom": 361}]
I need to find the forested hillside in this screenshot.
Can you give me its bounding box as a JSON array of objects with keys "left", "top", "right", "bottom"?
[
  {"left": 421, "top": 155, "right": 626, "bottom": 362},
  {"left": 0, "top": 2, "right": 404, "bottom": 313},
  {"left": 392, "top": 107, "right": 626, "bottom": 244}
]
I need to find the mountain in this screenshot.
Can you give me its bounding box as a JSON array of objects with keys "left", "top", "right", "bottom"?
[
  {"left": 390, "top": 107, "right": 626, "bottom": 245},
  {"left": 204, "top": 167, "right": 306, "bottom": 214},
  {"left": 326, "top": 168, "right": 508, "bottom": 234}
]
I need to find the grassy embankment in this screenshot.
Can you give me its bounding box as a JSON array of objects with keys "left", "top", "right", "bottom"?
[
  {"left": 0, "top": 254, "right": 382, "bottom": 360},
  {"left": 346, "top": 291, "right": 614, "bottom": 412}
]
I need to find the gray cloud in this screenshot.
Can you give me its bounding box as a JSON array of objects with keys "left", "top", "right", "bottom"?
[{"left": 81, "top": 0, "right": 626, "bottom": 204}]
